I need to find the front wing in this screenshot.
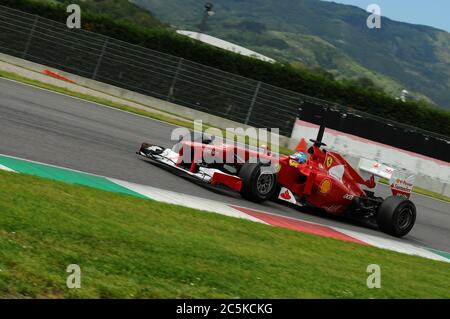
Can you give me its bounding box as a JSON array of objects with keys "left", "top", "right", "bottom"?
[{"left": 137, "top": 144, "right": 243, "bottom": 192}]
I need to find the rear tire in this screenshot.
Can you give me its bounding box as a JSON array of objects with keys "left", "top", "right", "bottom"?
[
  {"left": 239, "top": 163, "right": 277, "bottom": 203},
  {"left": 376, "top": 196, "right": 416, "bottom": 237}
]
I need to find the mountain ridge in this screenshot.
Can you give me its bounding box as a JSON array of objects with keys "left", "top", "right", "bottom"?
[{"left": 132, "top": 0, "right": 450, "bottom": 108}]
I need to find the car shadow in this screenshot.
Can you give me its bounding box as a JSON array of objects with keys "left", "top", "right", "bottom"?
[{"left": 275, "top": 200, "right": 379, "bottom": 231}]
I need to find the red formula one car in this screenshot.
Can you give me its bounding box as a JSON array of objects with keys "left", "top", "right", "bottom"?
[{"left": 137, "top": 124, "right": 416, "bottom": 237}]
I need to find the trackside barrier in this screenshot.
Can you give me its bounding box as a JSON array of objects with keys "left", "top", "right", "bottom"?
[{"left": 42, "top": 69, "right": 76, "bottom": 84}]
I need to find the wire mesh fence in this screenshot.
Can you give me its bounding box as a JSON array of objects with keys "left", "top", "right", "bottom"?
[
  {"left": 0, "top": 5, "right": 305, "bottom": 135},
  {"left": 0, "top": 5, "right": 448, "bottom": 160}
]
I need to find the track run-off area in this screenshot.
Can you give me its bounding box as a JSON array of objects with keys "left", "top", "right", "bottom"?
[{"left": 0, "top": 78, "right": 449, "bottom": 259}]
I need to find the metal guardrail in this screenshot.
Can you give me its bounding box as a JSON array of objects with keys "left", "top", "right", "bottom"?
[{"left": 0, "top": 5, "right": 449, "bottom": 153}]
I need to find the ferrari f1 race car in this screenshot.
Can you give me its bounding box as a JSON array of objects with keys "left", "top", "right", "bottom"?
[{"left": 137, "top": 124, "right": 416, "bottom": 237}]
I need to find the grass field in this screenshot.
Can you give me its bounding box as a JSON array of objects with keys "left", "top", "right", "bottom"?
[{"left": 0, "top": 170, "right": 449, "bottom": 298}]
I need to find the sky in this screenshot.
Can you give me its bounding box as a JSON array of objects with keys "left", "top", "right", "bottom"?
[{"left": 321, "top": 0, "right": 450, "bottom": 32}]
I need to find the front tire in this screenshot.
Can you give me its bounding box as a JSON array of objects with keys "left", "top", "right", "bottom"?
[
  {"left": 376, "top": 196, "right": 416, "bottom": 237},
  {"left": 238, "top": 163, "right": 277, "bottom": 203}
]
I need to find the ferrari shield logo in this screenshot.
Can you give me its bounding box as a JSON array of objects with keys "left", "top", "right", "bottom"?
[
  {"left": 319, "top": 179, "right": 332, "bottom": 194},
  {"left": 325, "top": 156, "right": 333, "bottom": 168}
]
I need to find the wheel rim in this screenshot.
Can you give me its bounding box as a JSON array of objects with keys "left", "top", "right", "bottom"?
[
  {"left": 256, "top": 173, "right": 275, "bottom": 195},
  {"left": 397, "top": 206, "right": 413, "bottom": 230}
]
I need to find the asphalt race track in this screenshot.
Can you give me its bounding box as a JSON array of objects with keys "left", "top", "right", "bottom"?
[{"left": 0, "top": 78, "right": 449, "bottom": 252}]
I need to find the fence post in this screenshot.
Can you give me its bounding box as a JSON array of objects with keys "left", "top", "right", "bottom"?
[
  {"left": 167, "top": 58, "right": 184, "bottom": 101},
  {"left": 22, "top": 15, "right": 39, "bottom": 59},
  {"left": 245, "top": 81, "right": 261, "bottom": 125},
  {"left": 92, "top": 37, "right": 109, "bottom": 80}
]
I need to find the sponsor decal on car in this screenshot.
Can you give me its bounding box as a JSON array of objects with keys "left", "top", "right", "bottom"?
[
  {"left": 278, "top": 187, "right": 297, "bottom": 204},
  {"left": 289, "top": 159, "right": 300, "bottom": 168},
  {"left": 343, "top": 194, "right": 354, "bottom": 200},
  {"left": 319, "top": 178, "right": 332, "bottom": 194},
  {"left": 324, "top": 205, "right": 343, "bottom": 213},
  {"left": 390, "top": 176, "right": 415, "bottom": 198}
]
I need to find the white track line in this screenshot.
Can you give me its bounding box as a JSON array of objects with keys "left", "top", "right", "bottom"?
[
  {"left": 332, "top": 227, "right": 449, "bottom": 263},
  {"left": 109, "top": 178, "right": 267, "bottom": 224},
  {"left": 0, "top": 164, "right": 15, "bottom": 172}
]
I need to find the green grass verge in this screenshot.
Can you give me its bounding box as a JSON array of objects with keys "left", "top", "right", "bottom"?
[
  {"left": 0, "top": 170, "right": 448, "bottom": 298},
  {"left": 0, "top": 69, "right": 294, "bottom": 155},
  {"left": 407, "top": 186, "right": 450, "bottom": 202}
]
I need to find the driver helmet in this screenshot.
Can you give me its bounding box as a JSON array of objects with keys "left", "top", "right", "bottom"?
[{"left": 289, "top": 152, "right": 308, "bottom": 166}]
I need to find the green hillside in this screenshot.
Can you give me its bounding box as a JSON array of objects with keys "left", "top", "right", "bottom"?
[
  {"left": 39, "top": 0, "right": 164, "bottom": 28},
  {"left": 133, "top": 0, "right": 450, "bottom": 108}
]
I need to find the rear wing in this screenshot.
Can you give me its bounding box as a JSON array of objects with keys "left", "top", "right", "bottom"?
[{"left": 358, "top": 158, "right": 415, "bottom": 199}]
